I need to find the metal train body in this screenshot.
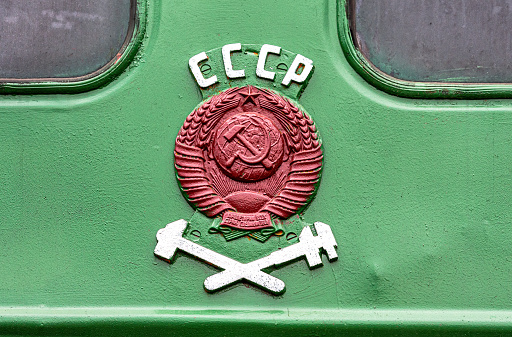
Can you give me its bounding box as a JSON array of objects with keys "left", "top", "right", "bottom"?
[{"left": 1, "top": 1, "right": 511, "bottom": 336}]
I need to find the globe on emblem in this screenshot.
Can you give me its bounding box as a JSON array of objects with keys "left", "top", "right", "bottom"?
[{"left": 213, "top": 112, "right": 284, "bottom": 182}]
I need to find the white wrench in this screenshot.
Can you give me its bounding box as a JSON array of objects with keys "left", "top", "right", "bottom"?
[{"left": 203, "top": 222, "right": 338, "bottom": 292}]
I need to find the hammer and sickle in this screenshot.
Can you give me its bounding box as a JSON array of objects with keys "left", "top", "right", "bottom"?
[{"left": 223, "top": 118, "right": 273, "bottom": 169}]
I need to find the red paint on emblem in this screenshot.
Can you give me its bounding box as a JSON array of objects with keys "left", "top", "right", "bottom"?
[
  {"left": 213, "top": 113, "right": 284, "bottom": 182},
  {"left": 174, "top": 86, "right": 322, "bottom": 229}
]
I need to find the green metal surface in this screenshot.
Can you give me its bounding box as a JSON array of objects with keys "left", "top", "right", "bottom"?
[{"left": 1, "top": 0, "right": 512, "bottom": 335}]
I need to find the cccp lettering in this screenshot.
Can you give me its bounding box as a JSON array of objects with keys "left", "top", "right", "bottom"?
[{"left": 189, "top": 43, "right": 314, "bottom": 88}]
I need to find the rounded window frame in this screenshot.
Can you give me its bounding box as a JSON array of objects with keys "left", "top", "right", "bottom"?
[
  {"left": 339, "top": 0, "right": 512, "bottom": 99},
  {"left": 0, "top": 0, "right": 146, "bottom": 94}
]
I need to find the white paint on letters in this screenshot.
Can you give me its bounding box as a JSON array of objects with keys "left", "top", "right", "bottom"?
[
  {"left": 282, "top": 54, "right": 314, "bottom": 86},
  {"left": 256, "top": 44, "right": 281, "bottom": 81},
  {"left": 222, "top": 43, "right": 245, "bottom": 79},
  {"left": 189, "top": 52, "right": 218, "bottom": 88}
]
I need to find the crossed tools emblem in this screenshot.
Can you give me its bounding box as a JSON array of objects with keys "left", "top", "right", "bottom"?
[{"left": 154, "top": 220, "right": 338, "bottom": 294}]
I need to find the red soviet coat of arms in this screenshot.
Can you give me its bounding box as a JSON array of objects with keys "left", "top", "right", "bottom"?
[{"left": 175, "top": 86, "right": 322, "bottom": 241}]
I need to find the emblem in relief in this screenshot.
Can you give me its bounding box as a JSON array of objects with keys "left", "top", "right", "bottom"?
[
  {"left": 175, "top": 85, "right": 322, "bottom": 236},
  {"left": 154, "top": 44, "right": 338, "bottom": 295}
]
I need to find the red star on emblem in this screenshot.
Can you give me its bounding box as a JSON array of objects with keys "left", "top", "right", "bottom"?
[{"left": 239, "top": 86, "right": 261, "bottom": 106}]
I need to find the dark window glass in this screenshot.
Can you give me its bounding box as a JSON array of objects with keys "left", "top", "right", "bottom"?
[
  {"left": 0, "top": 0, "right": 132, "bottom": 79},
  {"left": 350, "top": 0, "right": 512, "bottom": 83}
]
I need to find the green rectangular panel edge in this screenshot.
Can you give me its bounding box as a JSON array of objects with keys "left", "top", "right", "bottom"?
[{"left": 2, "top": 307, "right": 512, "bottom": 336}]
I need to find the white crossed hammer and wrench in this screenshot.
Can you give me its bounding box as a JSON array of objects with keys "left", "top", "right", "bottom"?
[{"left": 154, "top": 219, "right": 338, "bottom": 294}]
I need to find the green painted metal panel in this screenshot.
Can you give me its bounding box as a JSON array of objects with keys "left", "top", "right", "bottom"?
[{"left": 1, "top": 0, "right": 512, "bottom": 335}]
